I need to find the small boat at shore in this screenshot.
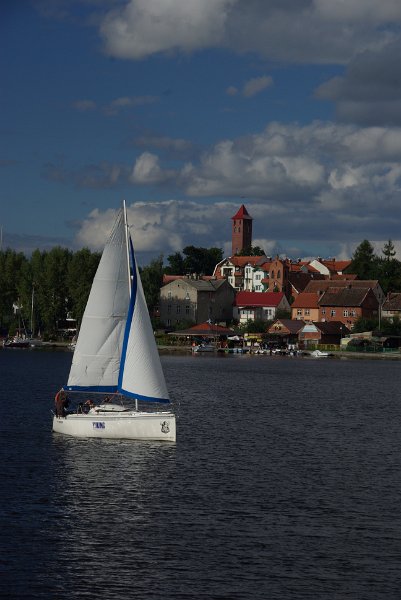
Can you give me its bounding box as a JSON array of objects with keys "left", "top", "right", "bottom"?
[
  {"left": 3, "top": 335, "right": 31, "bottom": 348},
  {"left": 192, "top": 343, "right": 215, "bottom": 353},
  {"left": 311, "top": 349, "right": 330, "bottom": 358}
]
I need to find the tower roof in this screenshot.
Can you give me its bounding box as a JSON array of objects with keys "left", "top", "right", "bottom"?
[{"left": 231, "top": 204, "right": 252, "bottom": 220}]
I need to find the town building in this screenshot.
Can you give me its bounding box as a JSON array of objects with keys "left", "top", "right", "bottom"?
[
  {"left": 159, "top": 276, "right": 235, "bottom": 327},
  {"left": 303, "top": 279, "right": 385, "bottom": 305},
  {"left": 318, "top": 287, "right": 379, "bottom": 328},
  {"left": 291, "top": 293, "right": 320, "bottom": 322},
  {"left": 213, "top": 255, "right": 267, "bottom": 291},
  {"left": 231, "top": 204, "right": 253, "bottom": 255},
  {"left": 291, "top": 284, "right": 379, "bottom": 328},
  {"left": 266, "top": 318, "right": 305, "bottom": 346},
  {"left": 234, "top": 291, "right": 290, "bottom": 324}
]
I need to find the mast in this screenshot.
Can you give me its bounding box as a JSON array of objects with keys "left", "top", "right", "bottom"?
[
  {"left": 30, "top": 287, "right": 34, "bottom": 336},
  {"left": 123, "top": 200, "right": 131, "bottom": 298},
  {"left": 122, "top": 199, "right": 139, "bottom": 410}
]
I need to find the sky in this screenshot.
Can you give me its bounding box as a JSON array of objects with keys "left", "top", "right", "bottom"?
[{"left": 1, "top": 0, "right": 401, "bottom": 265}]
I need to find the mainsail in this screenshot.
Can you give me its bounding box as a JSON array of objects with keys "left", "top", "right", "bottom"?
[{"left": 65, "top": 205, "right": 170, "bottom": 403}]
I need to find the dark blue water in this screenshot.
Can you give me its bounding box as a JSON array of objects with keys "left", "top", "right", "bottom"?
[{"left": 1, "top": 349, "right": 401, "bottom": 599}]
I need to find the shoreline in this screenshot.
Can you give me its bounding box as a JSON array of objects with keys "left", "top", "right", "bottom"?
[
  {"left": 156, "top": 345, "right": 401, "bottom": 360},
  {"left": 1, "top": 341, "right": 400, "bottom": 360}
]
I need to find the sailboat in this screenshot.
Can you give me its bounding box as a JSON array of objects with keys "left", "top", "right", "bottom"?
[{"left": 52, "top": 201, "right": 176, "bottom": 441}]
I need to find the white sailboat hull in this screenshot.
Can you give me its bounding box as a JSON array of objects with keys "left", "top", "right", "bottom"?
[{"left": 52, "top": 411, "right": 176, "bottom": 441}]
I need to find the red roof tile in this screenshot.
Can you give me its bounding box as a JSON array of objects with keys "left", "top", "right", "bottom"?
[
  {"left": 291, "top": 293, "right": 320, "bottom": 309},
  {"left": 235, "top": 291, "right": 285, "bottom": 307}
]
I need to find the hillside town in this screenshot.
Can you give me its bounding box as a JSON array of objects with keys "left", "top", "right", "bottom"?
[{"left": 159, "top": 205, "right": 401, "bottom": 352}]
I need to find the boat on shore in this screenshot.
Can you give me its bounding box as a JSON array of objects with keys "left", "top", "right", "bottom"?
[
  {"left": 192, "top": 343, "right": 215, "bottom": 353},
  {"left": 52, "top": 201, "right": 176, "bottom": 441},
  {"left": 3, "top": 335, "right": 31, "bottom": 348},
  {"left": 310, "top": 349, "right": 330, "bottom": 358}
]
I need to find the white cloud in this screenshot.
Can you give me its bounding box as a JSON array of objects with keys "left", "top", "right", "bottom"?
[
  {"left": 100, "top": 0, "right": 235, "bottom": 59},
  {"left": 130, "top": 152, "right": 174, "bottom": 184},
  {"left": 242, "top": 75, "right": 273, "bottom": 98},
  {"left": 98, "top": 0, "right": 401, "bottom": 64}
]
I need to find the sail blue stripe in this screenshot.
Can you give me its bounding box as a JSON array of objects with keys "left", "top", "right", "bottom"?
[{"left": 118, "top": 236, "right": 136, "bottom": 390}]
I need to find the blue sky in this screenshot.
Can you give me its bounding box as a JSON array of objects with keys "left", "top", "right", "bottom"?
[{"left": 1, "top": 0, "right": 401, "bottom": 264}]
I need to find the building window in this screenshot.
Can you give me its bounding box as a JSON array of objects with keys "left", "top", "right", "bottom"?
[
  {"left": 176, "top": 306, "right": 181, "bottom": 314},
  {"left": 297, "top": 309, "right": 302, "bottom": 316},
  {"left": 167, "top": 305, "right": 171, "bottom": 314},
  {"left": 343, "top": 310, "right": 349, "bottom": 317},
  {"left": 185, "top": 292, "right": 190, "bottom": 300},
  {"left": 185, "top": 305, "right": 190, "bottom": 315},
  {"left": 330, "top": 309, "right": 336, "bottom": 317},
  {"left": 168, "top": 291, "right": 172, "bottom": 299},
  {"left": 350, "top": 310, "right": 356, "bottom": 317},
  {"left": 321, "top": 308, "right": 326, "bottom": 315},
  {"left": 305, "top": 309, "right": 310, "bottom": 316}
]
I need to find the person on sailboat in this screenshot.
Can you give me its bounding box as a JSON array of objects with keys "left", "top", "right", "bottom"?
[
  {"left": 83, "top": 399, "right": 95, "bottom": 413},
  {"left": 55, "top": 391, "right": 69, "bottom": 417}
]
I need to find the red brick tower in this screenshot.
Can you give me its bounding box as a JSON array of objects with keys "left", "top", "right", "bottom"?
[{"left": 231, "top": 204, "right": 253, "bottom": 255}]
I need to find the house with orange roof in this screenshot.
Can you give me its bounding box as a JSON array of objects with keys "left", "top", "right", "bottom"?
[
  {"left": 234, "top": 291, "right": 290, "bottom": 324},
  {"left": 291, "top": 292, "right": 320, "bottom": 322}
]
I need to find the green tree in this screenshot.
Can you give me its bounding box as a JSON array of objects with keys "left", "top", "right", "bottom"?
[
  {"left": 237, "top": 245, "right": 265, "bottom": 256},
  {"left": 352, "top": 316, "right": 379, "bottom": 333},
  {"left": 348, "top": 240, "right": 378, "bottom": 280},
  {"left": 67, "top": 248, "right": 100, "bottom": 324},
  {"left": 182, "top": 245, "right": 223, "bottom": 275},
  {"left": 40, "top": 247, "right": 72, "bottom": 335},
  {"left": 378, "top": 239, "right": 401, "bottom": 293},
  {"left": 165, "top": 251, "right": 185, "bottom": 275},
  {"left": 140, "top": 255, "right": 164, "bottom": 319}
]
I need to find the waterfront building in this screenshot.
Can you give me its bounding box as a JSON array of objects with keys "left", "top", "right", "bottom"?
[{"left": 159, "top": 276, "right": 235, "bottom": 327}]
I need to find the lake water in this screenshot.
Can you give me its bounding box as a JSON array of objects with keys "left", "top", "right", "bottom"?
[{"left": 1, "top": 349, "right": 401, "bottom": 599}]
